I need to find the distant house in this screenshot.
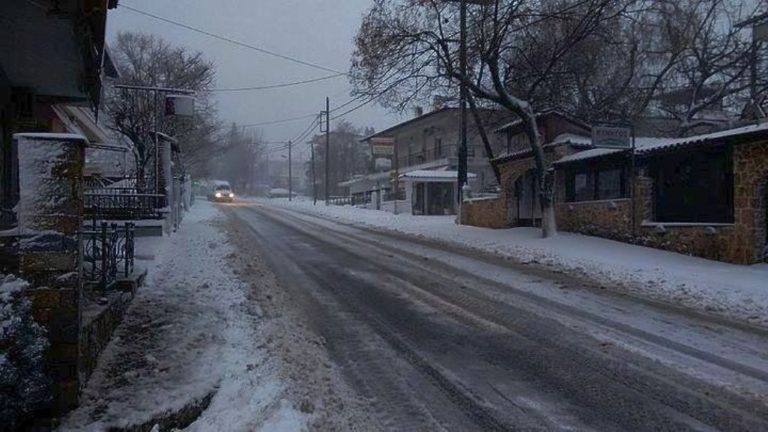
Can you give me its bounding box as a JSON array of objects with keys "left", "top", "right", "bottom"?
[{"left": 346, "top": 107, "right": 511, "bottom": 215}]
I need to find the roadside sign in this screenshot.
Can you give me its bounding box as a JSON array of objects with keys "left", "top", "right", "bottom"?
[
  {"left": 592, "top": 126, "right": 631, "bottom": 149},
  {"left": 755, "top": 22, "right": 768, "bottom": 42},
  {"left": 165, "top": 95, "right": 195, "bottom": 116},
  {"left": 374, "top": 158, "right": 392, "bottom": 171},
  {"left": 371, "top": 137, "right": 395, "bottom": 156}
]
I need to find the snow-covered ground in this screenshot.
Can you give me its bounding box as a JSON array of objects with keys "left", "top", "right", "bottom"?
[
  {"left": 60, "top": 201, "right": 306, "bottom": 431},
  {"left": 255, "top": 197, "right": 768, "bottom": 328}
]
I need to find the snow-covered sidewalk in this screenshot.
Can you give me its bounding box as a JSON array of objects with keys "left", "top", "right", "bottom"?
[
  {"left": 60, "top": 201, "right": 305, "bottom": 431},
  {"left": 256, "top": 197, "right": 768, "bottom": 328}
]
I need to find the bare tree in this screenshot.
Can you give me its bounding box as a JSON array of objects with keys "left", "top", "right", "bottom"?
[
  {"left": 352, "top": 0, "right": 632, "bottom": 236},
  {"left": 105, "top": 32, "right": 221, "bottom": 189},
  {"left": 211, "top": 124, "right": 265, "bottom": 193},
  {"left": 306, "top": 121, "right": 371, "bottom": 199},
  {"left": 352, "top": 0, "right": 764, "bottom": 236},
  {"left": 651, "top": 0, "right": 767, "bottom": 135}
]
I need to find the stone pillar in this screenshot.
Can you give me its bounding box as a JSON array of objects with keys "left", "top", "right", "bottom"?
[
  {"left": 633, "top": 174, "right": 654, "bottom": 235},
  {"left": 14, "top": 133, "right": 86, "bottom": 415}
]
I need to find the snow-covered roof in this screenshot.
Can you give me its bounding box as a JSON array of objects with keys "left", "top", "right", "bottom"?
[
  {"left": 550, "top": 133, "right": 592, "bottom": 146},
  {"left": 635, "top": 122, "right": 768, "bottom": 154},
  {"left": 555, "top": 148, "right": 625, "bottom": 164},
  {"left": 555, "top": 122, "right": 768, "bottom": 165},
  {"left": 13, "top": 133, "right": 88, "bottom": 142},
  {"left": 494, "top": 133, "right": 592, "bottom": 163},
  {"left": 400, "top": 170, "right": 477, "bottom": 180}
]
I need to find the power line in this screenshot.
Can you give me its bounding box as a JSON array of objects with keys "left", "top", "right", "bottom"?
[
  {"left": 331, "top": 95, "right": 378, "bottom": 120},
  {"left": 240, "top": 113, "right": 319, "bottom": 128},
  {"left": 120, "top": 4, "right": 346, "bottom": 75},
  {"left": 290, "top": 116, "right": 320, "bottom": 144},
  {"left": 211, "top": 73, "right": 344, "bottom": 92}
]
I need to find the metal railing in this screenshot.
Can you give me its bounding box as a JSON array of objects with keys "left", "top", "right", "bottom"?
[
  {"left": 81, "top": 222, "right": 135, "bottom": 290},
  {"left": 84, "top": 188, "right": 166, "bottom": 221},
  {"left": 327, "top": 196, "right": 353, "bottom": 206}
]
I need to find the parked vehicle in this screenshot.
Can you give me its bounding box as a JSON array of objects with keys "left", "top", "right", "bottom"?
[
  {"left": 267, "top": 188, "right": 296, "bottom": 198},
  {"left": 208, "top": 181, "right": 235, "bottom": 203}
]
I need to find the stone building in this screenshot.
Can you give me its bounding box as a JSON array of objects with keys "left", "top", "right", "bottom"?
[
  {"left": 553, "top": 122, "right": 768, "bottom": 265},
  {"left": 462, "top": 118, "right": 768, "bottom": 265},
  {"left": 461, "top": 111, "right": 592, "bottom": 228}
]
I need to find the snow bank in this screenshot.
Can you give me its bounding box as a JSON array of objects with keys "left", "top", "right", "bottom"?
[
  {"left": 60, "top": 201, "right": 306, "bottom": 431},
  {"left": 259, "top": 198, "right": 768, "bottom": 327}
]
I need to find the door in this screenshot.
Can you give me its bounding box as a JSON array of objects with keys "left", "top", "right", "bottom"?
[{"left": 517, "top": 169, "right": 541, "bottom": 226}]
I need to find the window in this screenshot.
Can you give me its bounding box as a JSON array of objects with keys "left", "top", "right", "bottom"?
[
  {"left": 435, "top": 137, "right": 443, "bottom": 158},
  {"left": 598, "top": 169, "right": 623, "bottom": 200},
  {"left": 566, "top": 165, "right": 626, "bottom": 202},
  {"left": 572, "top": 172, "right": 593, "bottom": 201},
  {"left": 652, "top": 148, "right": 733, "bottom": 223}
]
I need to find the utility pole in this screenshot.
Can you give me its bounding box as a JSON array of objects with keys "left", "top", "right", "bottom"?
[
  {"left": 311, "top": 141, "right": 317, "bottom": 205},
  {"left": 457, "top": 0, "right": 468, "bottom": 205},
  {"left": 112, "top": 84, "right": 195, "bottom": 195},
  {"left": 737, "top": 12, "right": 768, "bottom": 118},
  {"left": 288, "top": 140, "right": 292, "bottom": 201},
  {"left": 325, "top": 97, "right": 330, "bottom": 205}
]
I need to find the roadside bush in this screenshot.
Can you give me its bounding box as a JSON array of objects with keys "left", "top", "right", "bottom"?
[{"left": 0, "top": 275, "right": 49, "bottom": 428}]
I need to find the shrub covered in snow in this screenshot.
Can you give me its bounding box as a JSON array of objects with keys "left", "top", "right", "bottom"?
[{"left": 0, "top": 275, "right": 50, "bottom": 427}]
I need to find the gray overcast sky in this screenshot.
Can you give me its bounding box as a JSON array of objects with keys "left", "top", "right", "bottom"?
[{"left": 106, "top": 0, "right": 408, "bottom": 160}]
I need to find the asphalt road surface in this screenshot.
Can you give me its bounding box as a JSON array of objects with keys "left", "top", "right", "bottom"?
[{"left": 224, "top": 202, "right": 768, "bottom": 431}]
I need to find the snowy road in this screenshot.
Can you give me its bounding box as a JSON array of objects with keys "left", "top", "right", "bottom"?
[{"left": 224, "top": 201, "right": 768, "bottom": 431}]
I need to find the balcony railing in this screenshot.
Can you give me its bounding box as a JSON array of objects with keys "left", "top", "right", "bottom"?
[
  {"left": 84, "top": 187, "right": 166, "bottom": 221},
  {"left": 82, "top": 222, "right": 135, "bottom": 291}
]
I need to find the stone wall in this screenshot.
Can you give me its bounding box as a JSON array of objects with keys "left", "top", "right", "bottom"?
[
  {"left": 732, "top": 140, "right": 768, "bottom": 263},
  {"left": 461, "top": 197, "right": 506, "bottom": 228},
  {"left": 79, "top": 292, "right": 134, "bottom": 383},
  {"left": 555, "top": 199, "right": 633, "bottom": 241}
]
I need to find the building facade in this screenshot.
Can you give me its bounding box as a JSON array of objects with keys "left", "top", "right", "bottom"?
[
  {"left": 462, "top": 117, "right": 768, "bottom": 265},
  {"left": 346, "top": 107, "right": 511, "bottom": 215}
]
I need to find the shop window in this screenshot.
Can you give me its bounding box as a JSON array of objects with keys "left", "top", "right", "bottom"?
[
  {"left": 652, "top": 148, "right": 733, "bottom": 223},
  {"left": 566, "top": 165, "right": 626, "bottom": 202}
]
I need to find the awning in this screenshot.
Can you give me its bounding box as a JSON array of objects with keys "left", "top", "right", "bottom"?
[{"left": 400, "top": 170, "right": 477, "bottom": 181}]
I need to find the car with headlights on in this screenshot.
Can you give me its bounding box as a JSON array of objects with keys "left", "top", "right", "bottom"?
[{"left": 208, "top": 182, "right": 235, "bottom": 203}]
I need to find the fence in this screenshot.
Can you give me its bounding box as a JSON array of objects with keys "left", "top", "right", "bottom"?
[
  {"left": 84, "top": 187, "right": 166, "bottom": 222},
  {"left": 81, "top": 222, "right": 135, "bottom": 290}
]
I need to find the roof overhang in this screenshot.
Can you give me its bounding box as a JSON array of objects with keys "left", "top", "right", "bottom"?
[{"left": 53, "top": 104, "right": 112, "bottom": 145}]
